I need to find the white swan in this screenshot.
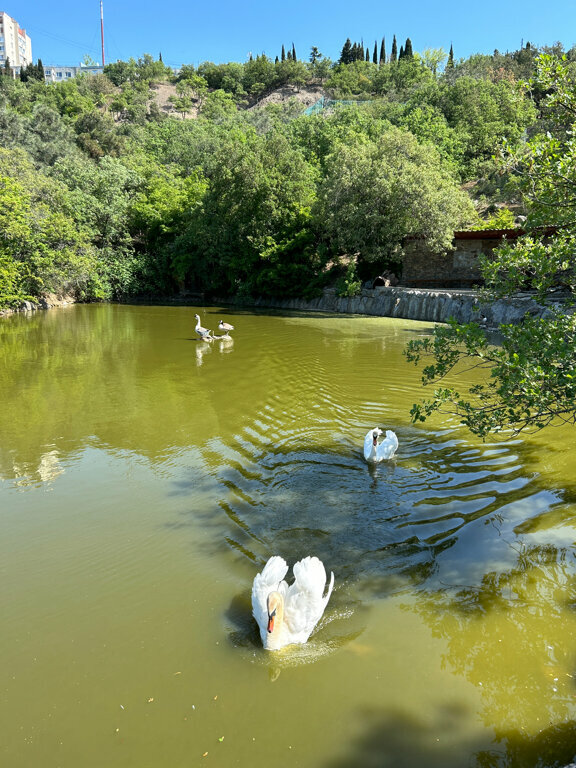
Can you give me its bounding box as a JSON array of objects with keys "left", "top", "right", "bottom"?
[
  {"left": 194, "top": 313, "right": 213, "bottom": 341},
  {"left": 252, "top": 556, "right": 334, "bottom": 651},
  {"left": 363, "top": 428, "right": 398, "bottom": 462},
  {"left": 218, "top": 320, "right": 234, "bottom": 337}
]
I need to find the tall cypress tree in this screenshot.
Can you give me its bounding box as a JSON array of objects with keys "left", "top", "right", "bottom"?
[
  {"left": 380, "top": 37, "right": 386, "bottom": 64},
  {"left": 390, "top": 35, "right": 397, "bottom": 62},
  {"left": 404, "top": 38, "right": 413, "bottom": 58},
  {"left": 281, "top": 44, "right": 286, "bottom": 62},
  {"left": 373, "top": 41, "right": 378, "bottom": 64},
  {"left": 4, "top": 57, "right": 12, "bottom": 78},
  {"left": 37, "top": 58, "right": 45, "bottom": 80},
  {"left": 399, "top": 45, "right": 404, "bottom": 59},
  {"left": 292, "top": 42, "right": 297, "bottom": 61},
  {"left": 340, "top": 38, "right": 352, "bottom": 64},
  {"left": 351, "top": 42, "right": 358, "bottom": 62},
  {"left": 447, "top": 43, "right": 454, "bottom": 68}
]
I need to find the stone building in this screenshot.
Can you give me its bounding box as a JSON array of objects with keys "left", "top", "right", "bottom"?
[{"left": 401, "top": 229, "right": 526, "bottom": 288}]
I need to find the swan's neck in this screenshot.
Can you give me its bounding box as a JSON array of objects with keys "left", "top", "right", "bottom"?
[{"left": 266, "top": 591, "right": 284, "bottom": 648}]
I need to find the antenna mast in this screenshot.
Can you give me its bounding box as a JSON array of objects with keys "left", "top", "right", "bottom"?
[{"left": 100, "top": 1, "right": 105, "bottom": 66}]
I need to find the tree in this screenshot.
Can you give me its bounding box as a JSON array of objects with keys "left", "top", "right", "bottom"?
[
  {"left": 373, "top": 42, "right": 378, "bottom": 65},
  {"left": 390, "top": 36, "right": 398, "bottom": 62},
  {"left": 340, "top": 38, "right": 353, "bottom": 65},
  {"left": 421, "top": 47, "right": 447, "bottom": 75},
  {"left": 292, "top": 43, "right": 297, "bottom": 61},
  {"left": 315, "top": 126, "right": 476, "bottom": 267},
  {"left": 170, "top": 128, "right": 319, "bottom": 298},
  {"left": 0, "top": 148, "right": 98, "bottom": 304},
  {"left": 404, "top": 38, "right": 413, "bottom": 58},
  {"left": 447, "top": 44, "right": 454, "bottom": 69},
  {"left": 405, "top": 54, "right": 576, "bottom": 437},
  {"left": 380, "top": 38, "right": 386, "bottom": 65}
]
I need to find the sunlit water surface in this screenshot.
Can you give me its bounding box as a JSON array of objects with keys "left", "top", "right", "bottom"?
[{"left": 2, "top": 304, "right": 576, "bottom": 768}]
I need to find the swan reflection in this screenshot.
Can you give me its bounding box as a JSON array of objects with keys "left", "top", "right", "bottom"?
[
  {"left": 195, "top": 340, "right": 212, "bottom": 366},
  {"left": 195, "top": 336, "right": 234, "bottom": 365}
]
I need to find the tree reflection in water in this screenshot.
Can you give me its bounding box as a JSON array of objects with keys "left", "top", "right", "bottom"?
[{"left": 409, "top": 540, "right": 576, "bottom": 765}]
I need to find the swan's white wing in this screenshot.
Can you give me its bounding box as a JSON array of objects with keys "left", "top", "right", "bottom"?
[
  {"left": 251, "top": 556, "right": 289, "bottom": 639},
  {"left": 284, "top": 556, "right": 334, "bottom": 640},
  {"left": 376, "top": 430, "right": 398, "bottom": 461}
]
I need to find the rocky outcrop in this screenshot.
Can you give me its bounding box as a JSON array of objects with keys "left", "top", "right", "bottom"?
[{"left": 0, "top": 293, "right": 76, "bottom": 316}]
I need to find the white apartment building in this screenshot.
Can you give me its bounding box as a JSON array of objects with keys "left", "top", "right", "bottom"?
[
  {"left": 44, "top": 64, "right": 104, "bottom": 82},
  {"left": 0, "top": 11, "right": 32, "bottom": 70}
]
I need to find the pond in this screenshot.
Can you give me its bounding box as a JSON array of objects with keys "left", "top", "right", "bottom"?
[{"left": 1, "top": 303, "right": 576, "bottom": 768}]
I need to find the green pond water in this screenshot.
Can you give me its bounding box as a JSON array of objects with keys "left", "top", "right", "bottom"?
[{"left": 2, "top": 303, "right": 576, "bottom": 768}]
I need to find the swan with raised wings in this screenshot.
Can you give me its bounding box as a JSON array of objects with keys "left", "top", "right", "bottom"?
[
  {"left": 364, "top": 428, "right": 398, "bottom": 462},
  {"left": 194, "top": 314, "right": 213, "bottom": 341},
  {"left": 252, "top": 556, "right": 334, "bottom": 651}
]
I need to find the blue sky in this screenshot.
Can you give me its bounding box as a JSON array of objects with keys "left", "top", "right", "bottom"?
[{"left": 8, "top": 0, "right": 576, "bottom": 69}]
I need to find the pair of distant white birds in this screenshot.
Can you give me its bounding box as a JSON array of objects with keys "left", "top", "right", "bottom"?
[
  {"left": 194, "top": 314, "right": 234, "bottom": 341},
  {"left": 252, "top": 426, "right": 398, "bottom": 651}
]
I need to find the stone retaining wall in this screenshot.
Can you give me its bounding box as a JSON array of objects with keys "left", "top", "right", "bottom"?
[{"left": 245, "top": 286, "right": 566, "bottom": 326}]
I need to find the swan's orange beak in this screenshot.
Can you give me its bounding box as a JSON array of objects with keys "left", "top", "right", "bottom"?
[{"left": 267, "top": 610, "right": 276, "bottom": 633}]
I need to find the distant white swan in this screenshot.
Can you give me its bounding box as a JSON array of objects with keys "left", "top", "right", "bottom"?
[
  {"left": 194, "top": 314, "right": 213, "bottom": 341},
  {"left": 252, "top": 555, "right": 334, "bottom": 651},
  {"left": 218, "top": 320, "right": 234, "bottom": 337},
  {"left": 363, "top": 428, "right": 398, "bottom": 462}
]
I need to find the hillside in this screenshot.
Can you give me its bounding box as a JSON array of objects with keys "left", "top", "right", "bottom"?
[{"left": 150, "top": 81, "right": 327, "bottom": 118}]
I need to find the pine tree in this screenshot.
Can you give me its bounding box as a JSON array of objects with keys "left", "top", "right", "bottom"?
[
  {"left": 281, "top": 44, "right": 286, "bottom": 62},
  {"left": 292, "top": 43, "right": 297, "bottom": 61},
  {"left": 37, "top": 59, "right": 45, "bottom": 80},
  {"left": 365, "top": 48, "right": 370, "bottom": 62},
  {"left": 275, "top": 55, "right": 279, "bottom": 64},
  {"left": 373, "top": 42, "right": 378, "bottom": 64},
  {"left": 404, "top": 38, "right": 413, "bottom": 58},
  {"left": 447, "top": 43, "right": 454, "bottom": 68},
  {"left": 310, "top": 46, "right": 321, "bottom": 64},
  {"left": 159, "top": 51, "right": 163, "bottom": 62},
  {"left": 340, "top": 38, "right": 352, "bottom": 65},
  {"left": 391, "top": 35, "right": 397, "bottom": 62},
  {"left": 399, "top": 45, "right": 404, "bottom": 59},
  {"left": 380, "top": 37, "right": 386, "bottom": 64}
]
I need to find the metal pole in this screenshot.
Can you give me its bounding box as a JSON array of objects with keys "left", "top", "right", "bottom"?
[{"left": 100, "top": 1, "right": 105, "bottom": 66}]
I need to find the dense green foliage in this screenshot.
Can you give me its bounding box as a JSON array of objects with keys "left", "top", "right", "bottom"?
[
  {"left": 0, "top": 42, "right": 569, "bottom": 308},
  {"left": 406, "top": 54, "right": 576, "bottom": 437}
]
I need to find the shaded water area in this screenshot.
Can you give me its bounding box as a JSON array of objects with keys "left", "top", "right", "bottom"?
[{"left": 2, "top": 303, "right": 576, "bottom": 768}]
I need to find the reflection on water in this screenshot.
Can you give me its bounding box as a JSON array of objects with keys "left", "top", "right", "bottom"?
[
  {"left": 1, "top": 304, "right": 576, "bottom": 768},
  {"left": 12, "top": 447, "right": 65, "bottom": 488}
]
